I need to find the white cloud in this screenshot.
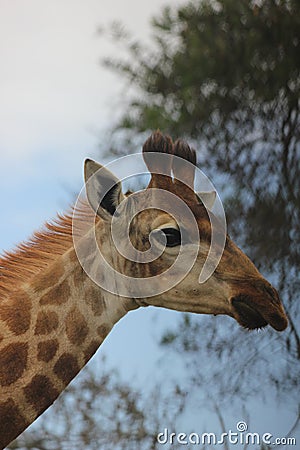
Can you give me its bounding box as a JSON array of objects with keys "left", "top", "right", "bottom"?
[
  {"left": 0, "top": 0, "right": 186, "bottom": 244},
  {"left": 0, "top": 0, "right": 185, "bottom": 164}
]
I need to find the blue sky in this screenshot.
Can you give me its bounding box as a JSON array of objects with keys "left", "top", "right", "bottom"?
[
  {"left": 0, "top": 0, "right": 190, "bottom": 414},
  {"left": 0, "top": 0, "right": 298, "bottom": 446},
  {"left": 0, "top": 0, "right": 182, "bottom": 250},
  {"left": 0, "top": 0, "right": 186, "bottom": 382}
]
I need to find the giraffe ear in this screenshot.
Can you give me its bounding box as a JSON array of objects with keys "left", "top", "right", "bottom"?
[
  {"left": 84, "top": 159, "right": 125, "bottom": 219},
  {"left": 196, "top": 191, "right": 217, "bottom": 210}
]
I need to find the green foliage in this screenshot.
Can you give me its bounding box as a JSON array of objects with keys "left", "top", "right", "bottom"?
[
  {"left": 105, "top": 0, "right": 299, "bottom": 141},
  {"left": 104, "top": 0, "right": 300, "bottom": 284},
  {"left": 103, "top": 0, "right": 300, "bottom": 417}
]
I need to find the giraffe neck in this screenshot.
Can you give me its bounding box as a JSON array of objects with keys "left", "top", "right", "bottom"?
[{"left": 0, "top": 243, "right": 137, "bottom": 448}]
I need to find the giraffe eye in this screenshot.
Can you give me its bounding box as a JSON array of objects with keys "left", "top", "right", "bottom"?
[{"left": 160, "top": 228, "right": 181, "bottom": 247}]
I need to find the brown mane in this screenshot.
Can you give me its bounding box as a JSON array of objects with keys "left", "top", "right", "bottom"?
[
  {"left": 0, "top": 200, "right": 95, "bottom": 298},
  {"left": 0, "top": 131, "right": 197, "bottom": 299}
]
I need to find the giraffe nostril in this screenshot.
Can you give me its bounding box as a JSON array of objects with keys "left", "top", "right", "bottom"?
[
  {"left": 231, "top": 290, "right": 288, "bottom": 332},
  {"left": 261, "top": 283, "right": 281, "bottom": 305}
]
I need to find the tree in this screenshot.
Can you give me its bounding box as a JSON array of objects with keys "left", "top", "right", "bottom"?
[{"left": 102, "top": 0, "right": 300, "bottom": 436}]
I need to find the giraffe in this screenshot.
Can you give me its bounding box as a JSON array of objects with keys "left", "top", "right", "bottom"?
[{"left": 0, "top": 131, "right": 288, "bottom": 448}]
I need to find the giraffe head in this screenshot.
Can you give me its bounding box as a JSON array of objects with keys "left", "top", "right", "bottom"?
[{"left": 83, "top": 131, "right": 288, "bottom": 332}]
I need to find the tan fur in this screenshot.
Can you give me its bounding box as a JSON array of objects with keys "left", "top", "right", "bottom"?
[
  {"left": 0, "top": 202, "right": 95, "bottom": 299},
  {"left": 0, "top": 131, "right": 288, "bottom": 449}
]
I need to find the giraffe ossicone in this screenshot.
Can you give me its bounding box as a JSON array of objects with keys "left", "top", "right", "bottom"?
[{"left": 0, "top": 131, "right": 288, "bottom": 448}]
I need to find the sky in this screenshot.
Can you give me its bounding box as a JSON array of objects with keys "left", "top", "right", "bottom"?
[
  {"left": 0, "top": 0, "right": 190, "bottom": 375},
  {"left": 0, "top": 0, "right": 298, "bottom": 447},
  {"left": 0, "top": 0, "right": 193, "bottom": 437},
  {"left": 0, "top": 0, "right": 185, "bottom": 249}
]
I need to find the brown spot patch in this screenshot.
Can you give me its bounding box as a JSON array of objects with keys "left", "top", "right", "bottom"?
[
  {"left": 0, "top": 290, "right": 31, "bottom": 335},
  {"left": 86, "top": 286, "right": 104, "bottom": 316},
  {"left": 97, "top": 324, "right": 110, "bottom": 340},
  {"left": 35, "top": 310, "right": 59, "bottom": 335},
  {"left": 37, "top": 339, "right": 59, "bottom": 362},
  {"left": 0, "top": 398, "right": 29, "bottom": 448},
  {"left": 66, "top": 307, "right": 89, "bottom": 345},
  {"left": 84, "top": 340, "right": 99, "bottom": 363},
  {"left": 24, "top": 374, "right": 59, "bottom": 414},
  {"left": 54, "top": 353, "right": 79, "bottom": 384},
  {"left": 32, "top": 261, "right": 64, "bottom": 292},
  {"left": 39, "top": 278, "right": 70, "bottom": 306},
  {"left": 0, "top": 343, "right": 28, "bottom": 386}
]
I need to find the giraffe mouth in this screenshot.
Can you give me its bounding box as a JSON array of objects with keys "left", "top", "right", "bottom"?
[
  {"left": 231, "top": 295, "right": 288, "bottom": 331},
  {"left": 232, "top": 297, "right": 268, "bottom": 330}
]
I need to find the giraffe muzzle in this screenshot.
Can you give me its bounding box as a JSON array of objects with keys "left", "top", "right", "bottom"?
[{"left": 231, "top": 290, "right": 288, "bottom": 331}]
